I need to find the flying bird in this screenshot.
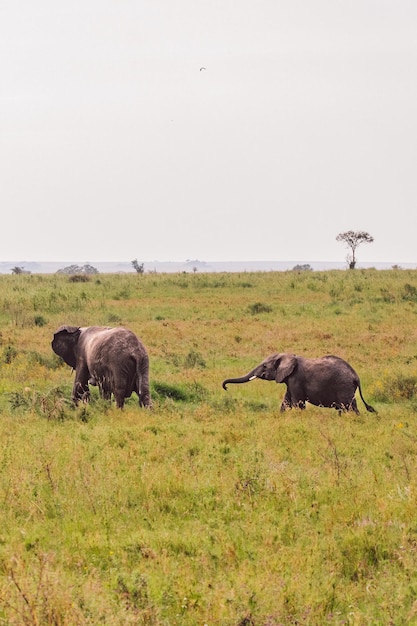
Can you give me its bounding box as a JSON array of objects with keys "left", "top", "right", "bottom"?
[{"left": 199, "top": 67, "right": 206, "bottom": 71}]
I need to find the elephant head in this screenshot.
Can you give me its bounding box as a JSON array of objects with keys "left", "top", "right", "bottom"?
[
  {"left": 222, "top": 353, "right": 296, "bottom": 389},
  {"left": 51, "top": 325, "right": 81, "bottom": 369}
]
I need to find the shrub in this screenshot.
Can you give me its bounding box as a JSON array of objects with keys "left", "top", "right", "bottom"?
[
  {"left": 239, "top": 282, "right": 253, "bottom": 288},
  {"left": 152, "top": 381, "right": 189, "bottom": 401},
  {"left": 34, "top": 315, "right": 47, "bottom": 327},
  {"left": 37, "top": 387, "right": 73, "bottom": 420},
  {"left": 247, "top": 302, "right": 272, "bottom": 315},
  {"left": 69, "top": 274, "right": 91, "bottom": 283},
  {"left": 26, "top": 351, "right": 62, "bottom": 370},
  {"left": 8, "top": 387, "right": 73, "bottom": 419},
  {"left": 402, "top": 283, "right": 417, "bottom": 301},
  {"left": 8, "top": 391, "right": 31, "bottom": 410},
  {"left": 184, "top": 349, "right": 206, "bottom": 369},
  {"left": 2, "top": 345, "right": 18, "bottom": 364},
  {"left": 396, "top": 376, "right": 417, "bottom": 399},
  {"left": 380, "top": 288, "right": 396, "bottom": 303},
  {"left": 372, "top": 373, "right": 417, "bottom": 402},
  {"left": 151, "top": 381, "right": 208, "bottom": 402}
]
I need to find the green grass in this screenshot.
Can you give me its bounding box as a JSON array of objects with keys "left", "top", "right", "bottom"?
[{"left": 0, "top": 270, "right": 417, "bottom": 624}]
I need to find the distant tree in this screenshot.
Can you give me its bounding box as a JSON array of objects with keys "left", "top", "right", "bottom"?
[
  {"left": 131, "top": 259, "right": 145, "bottom": 274},
  {"left": 292, "top": 264, "right": 313, "bottom": 272},
  {"left": 11, "top": 266, "right": 31, "bottom": 274},
  {"left": 336, "top": 230, "right": 374, "bottom": 269},
  {"left": 57, "top": 264, "right": 98, "bottom": 275}
]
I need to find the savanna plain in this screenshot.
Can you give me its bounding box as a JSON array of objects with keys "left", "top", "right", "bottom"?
[{"left": 1, "top": 269, "right": 417, "bottom": 625}]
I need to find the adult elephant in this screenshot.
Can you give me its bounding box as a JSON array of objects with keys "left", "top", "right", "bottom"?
[
  {"left": 222, "top": 353, "right": 375, "bottom": 414},
  {"left": 52, "top": 325, "right": 151, "bottom": 409}
]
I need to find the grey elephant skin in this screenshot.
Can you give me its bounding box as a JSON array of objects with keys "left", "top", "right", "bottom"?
[
  {"left": 222, "top": 353, "right": 376, "bottom": 414},
  {"left": 52, "top": 325, "right": 151, "bottom": 409}
]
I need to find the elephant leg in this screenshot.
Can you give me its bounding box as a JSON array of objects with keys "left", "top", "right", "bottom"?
[
  {"left": 332, "top": 399, "right": 359, "bottom": 415},
  {"left": 349, "top": 398, "right": 360, "bottom": 414},
  {"left": 99, "top": 380, "right": 112, "bottom": 400},
  {"left": 72, "top": 363, "right": 91, "bottom": 404},
  {"left": 93, "top": 375, "right": 112, "bottom": 401},
  {"left": 280, "top": 389, "right": 292, "bottom": 412},
  {"left": 139, "top": 387, "right": 151, "bottom": 407},
  {"left": 113, "top": 387, "right": 126, "bottom": 409},
  {"left": 97, "top": 385, "right": 111, "bottom": 400},
  {"left": 72, "top": 379, "right": 90, "bottom": 404}
]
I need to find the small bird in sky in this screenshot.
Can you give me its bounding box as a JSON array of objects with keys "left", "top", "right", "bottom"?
[{"left": 199, "top": 66, "right": 206, "bottom": 71}]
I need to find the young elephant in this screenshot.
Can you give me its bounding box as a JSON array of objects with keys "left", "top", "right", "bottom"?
[
  {"left": 222, "top": 353, "right": 376, "bottom": 414},
  {"left": 52, "top": 325, "right": 151, "bottom": 409}
]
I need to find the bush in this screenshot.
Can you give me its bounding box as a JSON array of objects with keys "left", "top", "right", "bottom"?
[
  {"left": 402, "top": 283, "right": 417, "bottom": 301},
  {"left": 372, "top": 373, "right": 417, "bottom": 402},
  {"left": 69, "top": 274, "right": 91, "bottom": 283},
  {"left": 2, "top": 345, "right": 18, "bottom": 364},
  {"left": 8, "top": 391, "right": 31, "bottom": 410},
  {"left": 8, "top": 386, "right": 72, "bottom": 419},
  {"left": 26, "top": 351, "right": 62, "bottom": 370},
  {"left": 184, "top": 349, "right": 206, "bottom": 369},
  {"left": 34, "top": 315, "right": 47, "bottom": 327},
  {"left": 247, "top": 302, "right": 273, "bottom": 315},
  {"left": 151, "top": 381, "right": 208, "bottom": 402},
  {"left": 152, "top": 382, "right": 189, "bottom": 401}
]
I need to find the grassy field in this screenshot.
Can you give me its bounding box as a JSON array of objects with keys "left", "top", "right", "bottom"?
[{"left": 0, "top": 269, "right": 417, "bottom": 625}]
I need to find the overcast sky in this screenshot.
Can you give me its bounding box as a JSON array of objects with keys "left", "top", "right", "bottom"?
[{"left": 1, "top": 1, "right": 416, "bottom": 264}]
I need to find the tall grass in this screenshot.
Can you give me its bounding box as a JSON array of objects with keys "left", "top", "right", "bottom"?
[{"left": 0, "top": 269, "right": 417, "bottom": 624}]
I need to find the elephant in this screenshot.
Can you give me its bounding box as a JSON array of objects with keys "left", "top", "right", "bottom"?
[
  {"left": 52, "top": 325, "right": 151, "bottom": 409},
  {"left": 222, "top": 353, "right": 376, "bottom": 414}
]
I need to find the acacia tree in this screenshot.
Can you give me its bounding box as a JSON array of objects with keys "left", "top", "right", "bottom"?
[
  {"left": 336, "top": 230, "right": 374, "bottom": 269},
  {"left": 131, "top": 259, "right": 145, "bottom": 274}
]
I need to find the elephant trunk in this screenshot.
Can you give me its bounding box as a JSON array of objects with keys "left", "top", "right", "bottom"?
[{"left": 222, "top": 373, "right": 257, "bottom": 390}]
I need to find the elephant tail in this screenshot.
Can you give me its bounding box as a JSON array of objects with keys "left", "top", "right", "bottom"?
[{"left": 358, "top": 382, "right": 376, "bottom": 413}]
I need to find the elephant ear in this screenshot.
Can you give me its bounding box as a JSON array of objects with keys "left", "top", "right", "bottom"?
[
  {"left": 275, "top": 354, "right": 297, "bottom": 383},
  {"left": 52, "top": 326, "right": 81, "bottom": 369}
]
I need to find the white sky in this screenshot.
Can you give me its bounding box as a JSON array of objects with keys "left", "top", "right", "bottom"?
[{"left": 1, "top": 1, "right": 416, "bottom": 263}]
